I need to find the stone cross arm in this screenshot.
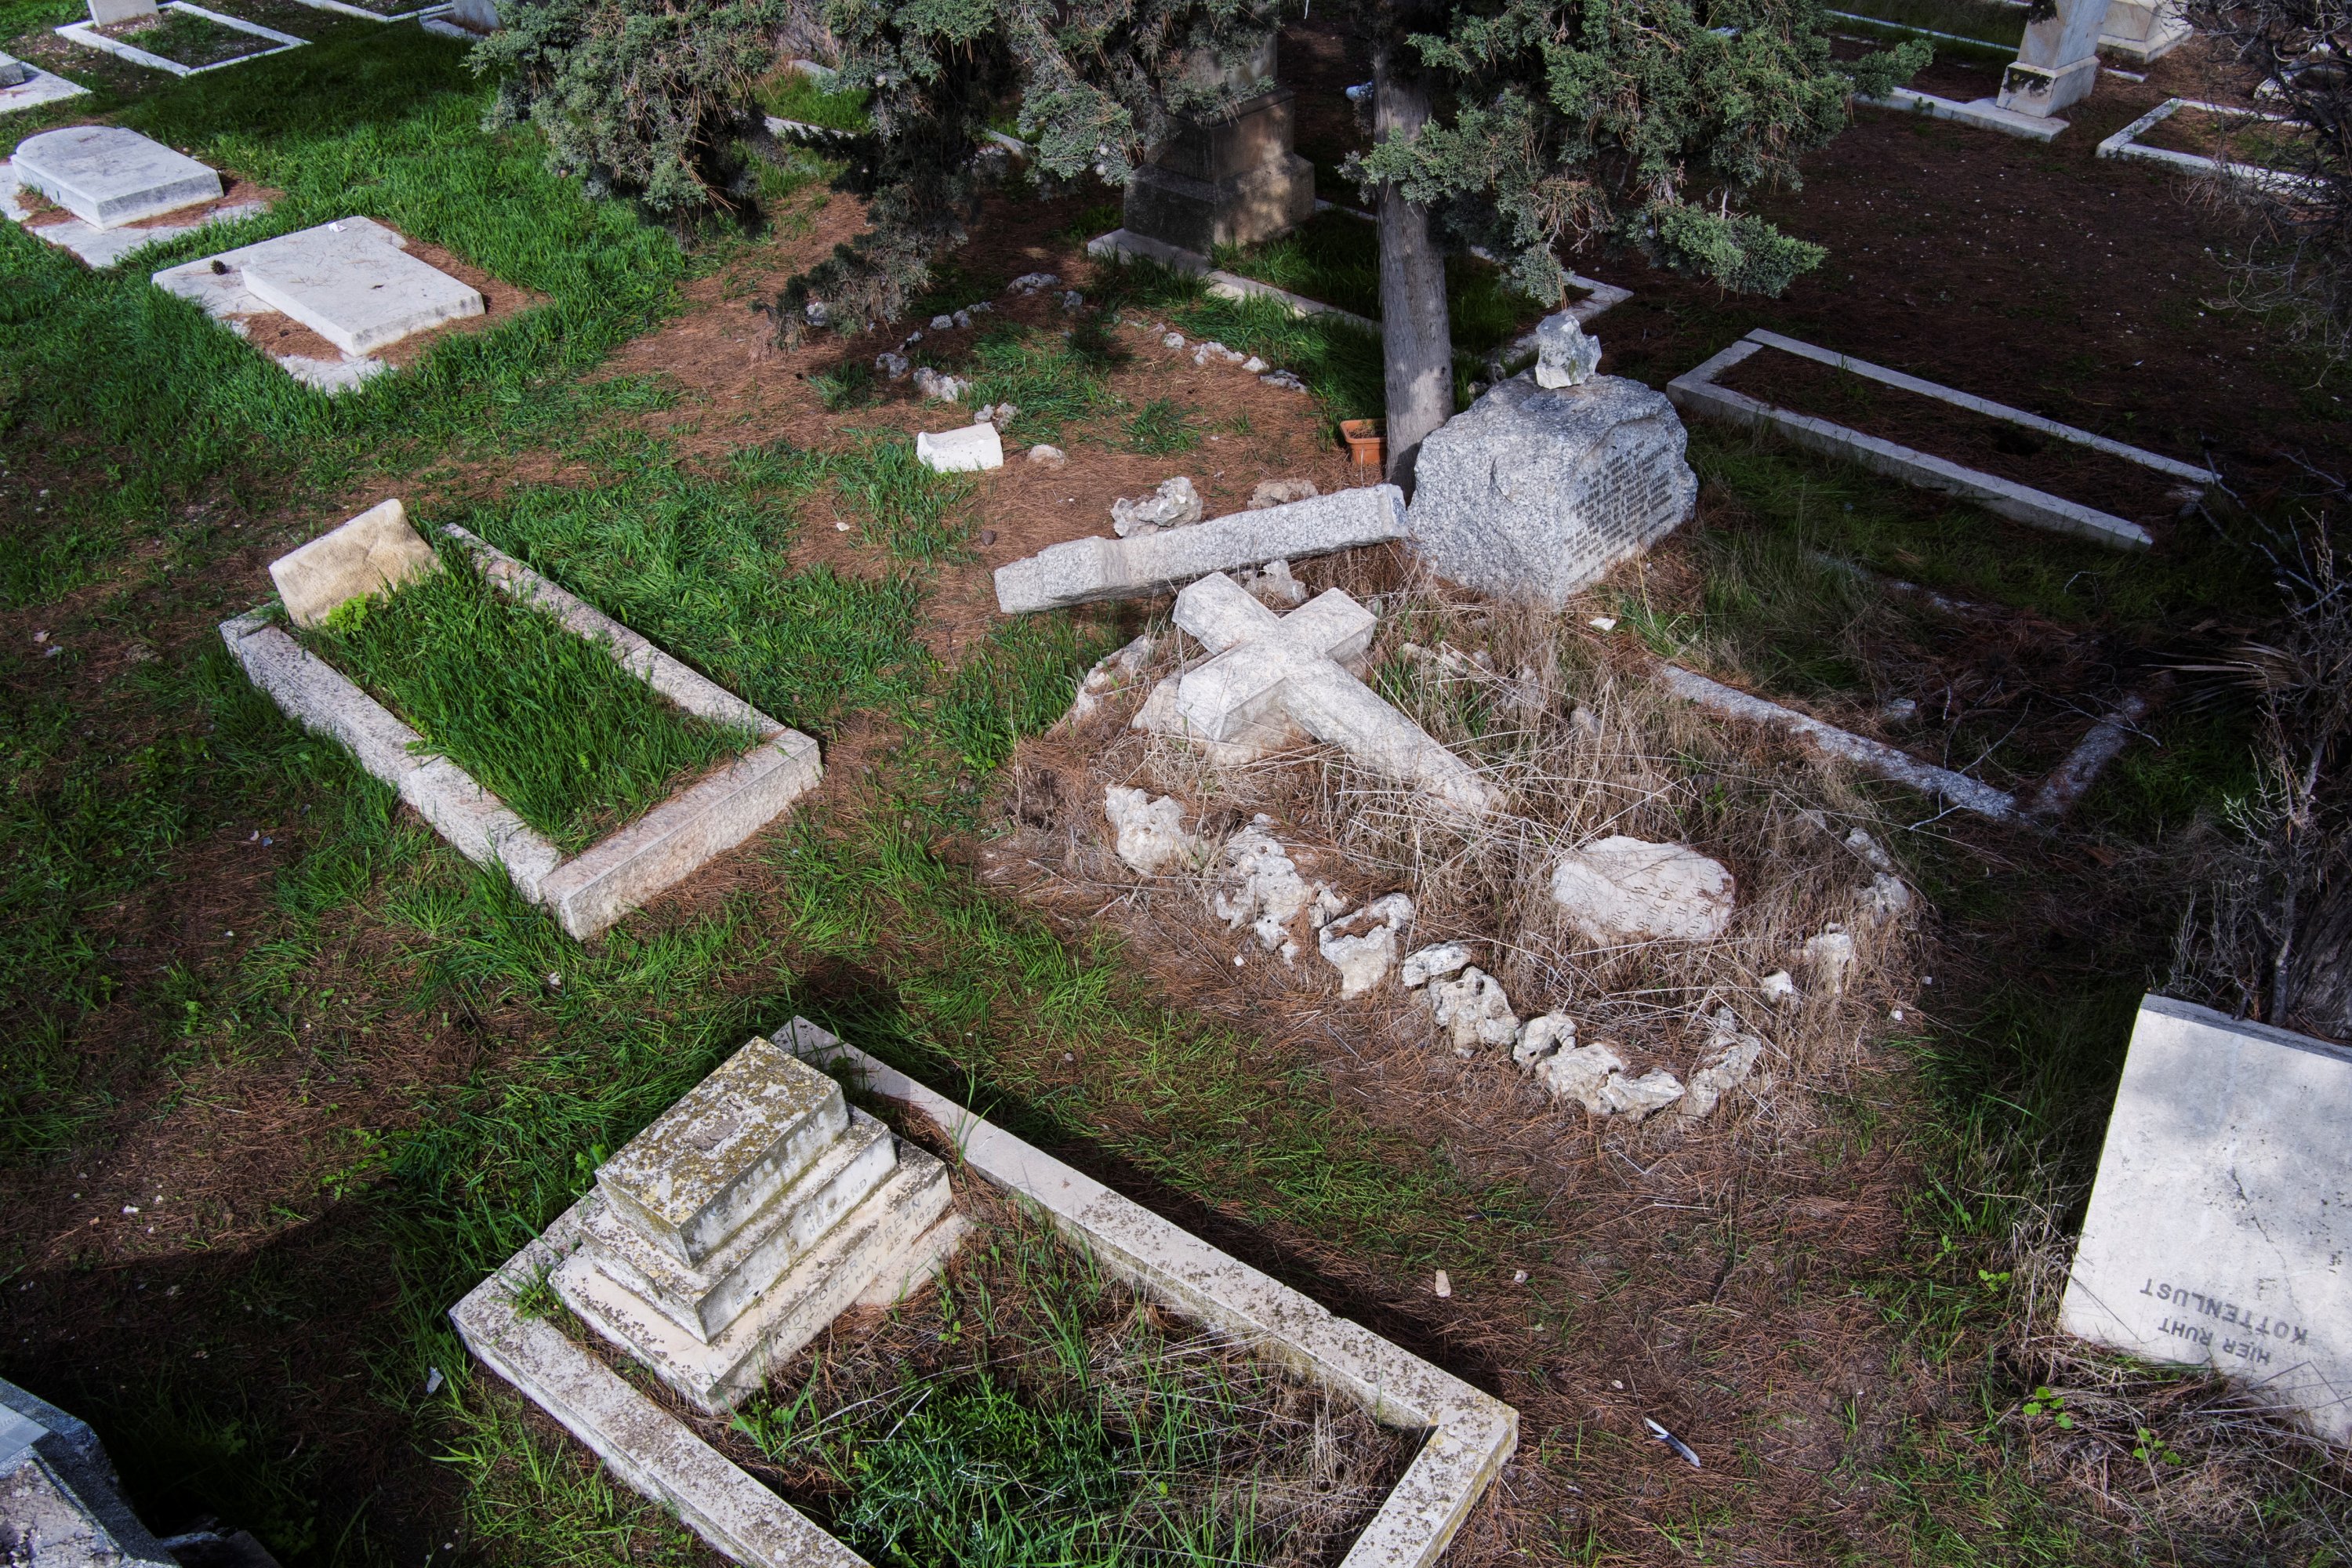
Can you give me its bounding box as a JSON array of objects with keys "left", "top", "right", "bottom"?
[{"left": 1170, "top": 572, "right": 1496, "bottom": 818}]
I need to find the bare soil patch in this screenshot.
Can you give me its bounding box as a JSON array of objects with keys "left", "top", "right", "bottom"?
[{"left": 1714, "top": 343, "right": 2198, "bottom": 525}]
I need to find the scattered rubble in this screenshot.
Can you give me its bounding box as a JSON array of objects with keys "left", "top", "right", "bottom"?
[
  {"left": 1104, "top": 785, "right": 1199, "bottom": 876},
  {"left": 1318, "top": 893, "right": 1414, "bottom": 998},
  {"left": 1110, "top": 476, "right": 1202, "bottom": 537}
]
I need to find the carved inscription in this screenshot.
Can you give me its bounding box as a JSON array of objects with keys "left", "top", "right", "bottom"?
[{"left": 2137, "top": 1278, "right": 2310, "bottom": 1367}]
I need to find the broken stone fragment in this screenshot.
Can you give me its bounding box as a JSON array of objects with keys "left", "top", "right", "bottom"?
[
  {"left": 930, "top": 314, "right": 954, "bottom": 330},
  {"left": 1400, "top": 941, "right": 1472, "bottom": 989},
  {"left": 913, "top": 365, "right": 967, "bottom": 402},
  {"left": 1238, "top": 557, "right": 1307, "bottom": 609},
  {"left": 1061, "top": 291, "right": 1084, "bottom": 313},
  {"left": 1533, "top": 311, "right": 1601, "bottom": 389},
  {"left": 1065, "top": 633, "right": 1153, "bottom": 727},
  {"left": 1535, "top": 1041, "right": 1627, "bottom": 1111},
  {"left": 1242, "top": 355, "right": 1268, "bottom": 374},
  {"left": 1679, "top": 1011, "right": 1765, "bottom": 1120},
  {"left": 1548, "top": 836, "right": 1736, "bottom": 943},
  {"left": 874, "top": 350, "right": 910, "bottom": 380},
  {"left": 1317, "top": 892, "right": 1414, "bottom": 998},
  {"left": 913, "top": 423, "right": 1003, "bottom": 473},
  {"left": 268, "top": 498, "right": 441, "bottom": 629},
  {"left": 1760, "top": 970, "right": 1798, "bottom": 1005},
  {"left": 1249, "top": 477, "right": 1318, "bottom": 510},
  {"left": 1110, "top": 477, "right": 1201, "bottom": 538},
  {"left": 1260, "top": 370, "right": 1305, "bottom": 392},
  {"left": 1513, "top": 1011, "right": 1577, "bottom": 1069},
  {"left": 1162, "top": 332, "right": 1185, "bottom": 350},
  {"left": 1026, "top": 443, "right": 1067, "bottom": 470},
  {"left": 1804, "top": 927, "right": 1856, "bottom": 996},
  {"left": 1595, "top": 1069, "right": 1685, "bottom": 1120},
  {"left": 1213, "top": 816, "right": 1323, "bottom": 952},
  {"left": 1103, "top": 785, "right": 1199, "bottom": 876},
  {"left": 1428, "top": 966, "right": 1519, "bottom": 1054},
  {"left": 1862, "top": 872, "right": 1911, "bottom": 926},
  {"left": 1006, "top": 271, "right": 1060, "bottom": 296}
]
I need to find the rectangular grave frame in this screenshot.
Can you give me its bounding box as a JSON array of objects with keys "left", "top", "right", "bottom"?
[
  {"left": 0, "top": 59, "right": 89, "bottom": 114},
  {"left": 56, "top": 2, "right": 305, "bottom": 77},
  {"left": 1668, "top": 328, "right": 2214, "bottom": 550},
  {"left": 220, "top": 524, "right": 821, "bottom": 940},
  {"left": 2096, "top": 96, "right": 2322, "bottom": 194},
  {"left": 1855, "top": 84, "right": 2067, "bottom": 142},
  {"left": 452, "top": 1017, "right": 1517, "bottom": 1568}
]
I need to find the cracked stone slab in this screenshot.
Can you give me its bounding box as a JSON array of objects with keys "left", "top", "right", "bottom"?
[{"left": 2060, "top": 994, "right": 2352, "bottom": 1443}]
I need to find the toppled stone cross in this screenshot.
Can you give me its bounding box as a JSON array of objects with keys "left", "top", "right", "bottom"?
[{"left": 1159, "top": 572, "right": 1495, "bottom": 817}]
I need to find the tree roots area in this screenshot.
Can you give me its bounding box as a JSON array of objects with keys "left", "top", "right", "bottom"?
[{"left": 0, "top": 11, "right": 2346, "bottom": 1568}]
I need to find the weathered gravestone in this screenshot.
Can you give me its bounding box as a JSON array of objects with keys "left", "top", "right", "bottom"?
[
  {"left": 1997, "top": 0, "right": 2105, "bottom": 118},
  {"left": 2061, "top": 994, "right": 2350, "bottom": 1443},
  {"left": 1, "top": 1378, "right": 177, "bottom": 1566},
  {"left": 85, "top": 0, "right": 158, "bottom": 26},
  {"left": 1136, "top": 571, "right": 1496, "bottom": 817},
  {"left": 11, "top": 124, "right": 220, "bottom": 228},
  {"left": 1120, "top": 35, "right": 1315, "bottom": 255},
  {"left": 548, "top": 1033, "right": 959, "bottom": 1413},
  {"left": 1407, "top": 370, "right": 1697, "bottom": 610},
  {"left": 233, "top": 219, "right": 485, "bottom": 354}
]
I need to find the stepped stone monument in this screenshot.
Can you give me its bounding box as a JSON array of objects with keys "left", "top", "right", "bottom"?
[
  {"left": 1121, "top": 35, "right": 1314, "bottom": 255},
  {"left": 1407, "top": 349, "right": 1697, "bottom": 608},
  {"left": 2061, "top": 995, "right": 2350, "bottom": 1443},
  {"left": 1996, "top": 0, "right": 2105, "bottom": 117},
  {"left": 546, "top": 1030, "right": 958, "bottom": 1414}
]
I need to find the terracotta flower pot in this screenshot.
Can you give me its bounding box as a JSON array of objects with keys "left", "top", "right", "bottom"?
[{"left": 1340, "top": 418, "right": 1385, "bottom": 470}]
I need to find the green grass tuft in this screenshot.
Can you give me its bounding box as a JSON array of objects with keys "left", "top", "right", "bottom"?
[
  {"left": 306, "top": 546, "right": 753, "bottom": 852},
  {"left": 1119, "top": 396, "right": 1200, "bottom": 455}
]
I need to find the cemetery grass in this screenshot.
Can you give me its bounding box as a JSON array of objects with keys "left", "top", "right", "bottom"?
[
  {"left": 300, "top": 548, "right": 757, "bottom": 853},
  {"left": 720, "top": 1188, "right": 1416, "bottom": 1566}
]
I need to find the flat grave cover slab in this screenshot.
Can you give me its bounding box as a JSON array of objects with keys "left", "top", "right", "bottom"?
[
  {"left": 235, "top": 220, "right": 485, "bottom": 354},
  {"left": 154, "top": 216, "right": 486, "bottom": 390},
  {"left": 2061, "top": 994, "right": 2350, "bottom": 1443},
  {"left": 10, "top": 124, "right": 219, "bottom": 227}
]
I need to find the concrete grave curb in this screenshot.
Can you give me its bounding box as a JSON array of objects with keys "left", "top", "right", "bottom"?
[
  {"left": 2097, "top": 98, "right": 2321, "bottom": 194},
  {"left": 452, "top": 1017, "right": 1517, "bottom": 1568},
  {"left": 993, "top": 483, "right": 1407, "bottom": 612},
  {"left": 1667, "top": 329, "right": 2205, "bottom": 550},
  {"left": 222, "top": 524, "right": 820, "bottom": 938},
  {"left": 1857, "top": 85, "right": 2067, "bottom": 141},
  {"left": 0, "top": 58, "right": 87, "bottom": 114},
  {"left": 56, "top": 2, "right": 304, "bottom": 76}
]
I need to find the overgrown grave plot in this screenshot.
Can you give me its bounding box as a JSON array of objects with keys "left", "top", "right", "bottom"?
[
  {"left": 57, "top": 2, "right": 303, "bottom": 77},
  {"left": 1670, "top": 328, "right": 2212, "bottom": 550},
  {"left": 223, "top": 502, "right": 822, "bottom": 938},
  {"left": 456, "top": 1022, "right": 1514, "bottom": 1568}
]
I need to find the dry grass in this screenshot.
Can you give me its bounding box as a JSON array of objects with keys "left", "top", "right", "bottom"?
[{"left": 1023, "top": 552, "right": 1924, "bottom": 1124}]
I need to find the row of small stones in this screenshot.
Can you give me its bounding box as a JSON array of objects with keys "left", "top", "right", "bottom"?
[
  {"left": 1108, "top": 792, "right": 1838, "bottom": 1127},
  {"left": 864, "top": 272, "right": 1312, "bottom": 401}
]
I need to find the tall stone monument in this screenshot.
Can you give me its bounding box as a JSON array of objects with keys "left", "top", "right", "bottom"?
[
  {"left": 2061, "top": 995, "right": 2350, "bottom": 1443},
  {"left": 1995, "top": 0, "right": 2105, "bottom": 118},
  {"left": 1120, "top": 35, "right": 1316, "bottom": 256},
  {"left": 1406, "top": 315, "right": 1698, "bottom": 608}
]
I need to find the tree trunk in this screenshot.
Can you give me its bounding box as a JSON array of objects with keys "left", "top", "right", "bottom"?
[{"left": 1370, "top": 53, "right": 1452, "bottom": 493}]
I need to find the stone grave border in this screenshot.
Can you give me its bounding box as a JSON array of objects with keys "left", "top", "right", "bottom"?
[
  {"left": 220, "top": 524, "right": 821, "bottom": 940},
  {"left": 453, "top": 1018, "right": 1517, "bottom": 1568},
  {"left": 0, "top": 160, "right": 267, "bottom": 270},
  {"left": 1856, "top": 83, "right": 2067, "bottom": 142},
  {"left": 56, "top": 2, "right": 305, "bottom": 77},
  {"left": 1661, "top": 660, "right": 2159, "bottom": 826},
  {"left": 1085, "top": 221, "right": 1631, "bottom": 357},
  {"left": 0, "top": 60, "right": 89, "bottom": 114},
  {"left": 1668, "top": 328, "right": 2213, "bottom": 550},
  {"left": 285, "top": 0, "right": 452, "bottom": 23},
  {"left": 2096, "top": 97, "right": 2321, "bottom": 194}
]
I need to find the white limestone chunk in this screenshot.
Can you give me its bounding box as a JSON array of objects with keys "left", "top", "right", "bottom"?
[
  {"left": 913, "top": 365, "right": 967, "bottom": 402},
  {"left": 1595, "top": 1069, "right": 1685, "bottom": 1120},
  {"left": 1238, "top": 557, "right": 1307, "bottom": 608},
  {"left": 1213, "top": 816, "right": 1323, "bottom": 950},
  {"left": 1428, "top": 967, "right": 1519, "bottom": 1054},
  {"left": 875, "top": 350, "right": 909, "bottom": 379},
  {"left": 1401, "top": 942, "right": 1472, "bottom": 989},
  {"left": 1317, "top": 892, "right": 1413, "bottom": 998},
  {"left": 1805, "top": 927, "right": 1857, "bottom": 996},
  {"left": 1843, "top": 827, "right": 1895, "bottom": 872},
  {"left": 1110, "top": 477, "right": 1202, "bottom": 537},
  {"left": 1863, "top": 872, "right": 1911, "bottom": 926},
  {"left": 1512, "top": 1012, "right": 1577, "bottom": 1069},
  {"left": 914, "top": 423, "right": 1003, "bottom": 473},
  {"left": 1760, "top": 970, "right": 1798, "bottom": 1005},
  {"left": 1026, "top": 443, "right": 1067, "bottom": 470},
  {"left": 1549, "top": 836, "right": 1736, "bottom": 943},
  {"left": 1065, "top": 633, "right": 1153, "bottom": 726},
  {"left": 1679, "top": 1011, "right": 1765, "bottom": 1120},
  {"left": 1103, "top": 786, "right": 1199, "bottom": 876},
  {"left": 1533, "top": 311, "right": 1601, "bottom": 389},
  {"left": 1536, "top": 1042, "right": 1626, "bottom": 1111},
  {"left": 1006, "top": 271, "right": 1060, "bottom": 296},
  {"left": 1250, "top": 477, "right": 1318, "bottom": 509}
]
